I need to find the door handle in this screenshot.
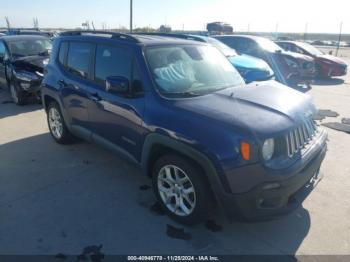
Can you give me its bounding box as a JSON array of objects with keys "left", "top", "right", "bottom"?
[
  {"left": 88, "top": 92, "right": 102, "bottom": 102},
  {"left": 58, "top": 79, "right": 67, "bottom": 87},
  {"left": 58, "top": 80, "right": 80, "bottom": 90}
]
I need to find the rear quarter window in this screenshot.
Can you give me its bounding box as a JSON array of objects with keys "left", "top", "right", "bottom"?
[{"left": 58, "top": 42, "right": 68, "bottom": 65}]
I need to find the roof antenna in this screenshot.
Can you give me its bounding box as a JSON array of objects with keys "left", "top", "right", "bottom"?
[{"left": 92, "top": 21, "right": 96, "bottom": 31}]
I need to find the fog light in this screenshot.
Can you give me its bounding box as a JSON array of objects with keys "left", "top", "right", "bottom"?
[{"left": 20, "top": 83, "right": 31, "bottom": 90}]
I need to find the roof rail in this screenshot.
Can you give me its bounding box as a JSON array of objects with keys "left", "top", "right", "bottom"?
[
  {"left": 59, "top": 30, "right": 140, "bottom": 43},
  {"left": 136, "top": 33, "right": 206, "bottom": 43}
]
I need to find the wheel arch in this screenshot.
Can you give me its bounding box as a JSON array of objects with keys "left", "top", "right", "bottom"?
[
  {"left": 43, "top": 94, "right": 57, "bottom": 112},
  {"left": 141, "top": 133, "right": 228, "bottom": 207}
]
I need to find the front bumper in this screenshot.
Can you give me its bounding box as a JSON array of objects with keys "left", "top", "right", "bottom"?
[
  {"left": 319, "top": 63, "right": 347, "bottom": 77},
  {"left": 218, "top": 130, "right": 327, "bottom": 221},
  {"left": 328, "top": 65, "right": 347, "bottom": 77}
]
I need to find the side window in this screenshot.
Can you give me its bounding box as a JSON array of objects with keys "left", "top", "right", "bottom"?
[
  {"left": 278, "top": 43, "right": 290, "bottom": 51},
  {"left": 283, "top": 44, "right": 295, "bottom": 52},
  {"left": 294, "top": 46, "right": 306, "bottom": 55},
  {"left": 58, "top": 42, "right": 68, "bottom": 65},
  {"left": 245, "top": 39, "right": 258, "bottom": 52},
  {"left": 0, "top": 41, "right": 6, "bottom": 59},
  {"left": 228, "top": 38, "right": 249, "bottom": 53},
  {"left": 66, "top": 42, "right": 93, "bottom": 79},
  {"left": 221, "top": 38, "right": 238, "bottom": 49},
  {"left": 131, "top": 60, "right": 143, "bottom": 95},
  {"left": 94, "top": 44, "right": 132, "bottom": 86}
]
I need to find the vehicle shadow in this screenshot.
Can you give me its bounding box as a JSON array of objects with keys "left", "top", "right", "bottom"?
[
  {"left": 312, "top": 77, "right": 345, "bottom": 86},
  {"left": 293, "top": 85, "right": 312, "bottom": 93},
  {"left": 204, "top": 188, "right": 312, "bottom": 255},
  {"left": 0, "top": 87, "right": 42, "bottom": 119},
  {"left": 0, "top": 133, "right": 311, "bottom": 255}
]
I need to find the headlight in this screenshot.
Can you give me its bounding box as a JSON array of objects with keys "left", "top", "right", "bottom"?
[
  {"left": 13, "top": 71, "right": 39, "bottom": 82},
  {"left": 262, "top": 138, "right": 275, "bottom": 161},
  {"left": 284, "top": 57, "right": 299, "bottom": 69}
]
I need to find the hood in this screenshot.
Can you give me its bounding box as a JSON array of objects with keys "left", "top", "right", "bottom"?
[
  {"left": 12, "top": 55, "right": 49, "bottom": 73},
  {"left": 175, "top": 81, "right": 316, "bottom": 138},
  {"left": 282, "top": 51, "right": 313, "bottom": 62},
  {"left": 317, "top": 54, "right": 347, "bottom": 65},
  {"left": 228, "top": 54, "right": 271, "bottom": 71}
]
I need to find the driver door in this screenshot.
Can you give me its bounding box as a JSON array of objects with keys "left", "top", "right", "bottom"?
[{"left": 86, "top": 44, "right": 145, "bottom": 160}]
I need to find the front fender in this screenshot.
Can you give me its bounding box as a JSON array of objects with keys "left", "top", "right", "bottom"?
[{"left": 141, "top": 133, "right": 234, "bottom": 218}]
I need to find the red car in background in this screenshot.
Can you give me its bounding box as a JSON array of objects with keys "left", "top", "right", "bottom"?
[
  {"left": 214, "top": 35, "right": 315, "bottom": 88},
  {"left": 276, "top": 41, "right": 348, "bottom": 78}
]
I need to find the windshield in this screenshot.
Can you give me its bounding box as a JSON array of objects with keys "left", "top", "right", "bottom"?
[
  {"left": 7, "top": 38, "right": 52, "bottom": 57},
  {"left": 257, "top": 38, "right": 283, "bottom": 52},
  {"left": 206, "top": 37, "right": 238, "bottom": 57},
  {"left": 296, "top": 42, "right": 323, "bottom": 56},
  {"left": 146, "top": 45, "right": 244, "bottom": 96}
]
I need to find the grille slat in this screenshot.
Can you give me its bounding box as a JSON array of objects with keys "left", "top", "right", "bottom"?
[
  {"left": 302, "top": 124, "right": 309, "bottom": 143},
  {"left": 298, "top": 126, "right": 305, "bottom": 147},
  {"left": 286, "top": 118, "right": 318, "bottom": 157}
]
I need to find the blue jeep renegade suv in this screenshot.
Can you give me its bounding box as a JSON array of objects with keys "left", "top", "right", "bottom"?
[{"left": 41, "top": 31, "right": 327, "bottom": 224}]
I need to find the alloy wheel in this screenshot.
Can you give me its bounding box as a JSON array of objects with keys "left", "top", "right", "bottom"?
[
  {"left": 157, "top": 165, "right": 196, "bottom": 216},
  {"left": 48, "top": 107, "right": 63, "bottom": 139}
]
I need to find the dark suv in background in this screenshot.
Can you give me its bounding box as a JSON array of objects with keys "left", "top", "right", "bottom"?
[
  {"left": 41, "top": 31, "right": 327, "bottom": 224},
  {"left": 214, "top": 35, "right": 315, "bottom": 88},
  {"left": 0, "top": 35, "right": 51, "bottom": 104}
]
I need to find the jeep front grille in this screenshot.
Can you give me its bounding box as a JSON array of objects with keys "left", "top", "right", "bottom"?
[{"left": 286, "top": 118, "right": 318, "bottom": 157}]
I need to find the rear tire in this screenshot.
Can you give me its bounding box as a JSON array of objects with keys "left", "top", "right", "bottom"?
[
  {"left": 47, "top": 101, "right": 74, "bottom": 144},
  {"left": 152, "top": 154, "right": 211, "bottom": 225}
]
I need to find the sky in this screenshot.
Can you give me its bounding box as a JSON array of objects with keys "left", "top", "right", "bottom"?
[{"left": 0, "top": 0, "right": 350, "bottom": 33}]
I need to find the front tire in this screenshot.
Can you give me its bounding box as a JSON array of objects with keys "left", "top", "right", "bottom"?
[
  {"left": 9, "top": 81, "right": 26, "bottom": 105},
  {"left": 152, "top": 154, "right": 210, "bottom": 225},
  {"left": 47, "top": 101, "right": 74, "bottom": 144}
]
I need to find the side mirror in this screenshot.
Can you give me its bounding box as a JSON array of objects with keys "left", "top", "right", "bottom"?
[{"left": 106, "top": 76, "right": 129, "bottom": 95}]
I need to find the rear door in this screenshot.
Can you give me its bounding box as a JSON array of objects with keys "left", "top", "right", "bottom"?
[
  {"left": 58, "top": 41, "right": 94, "bottom": 134},
  {"left": 86, "top": 44, "right": 145, "bottom": 160}
]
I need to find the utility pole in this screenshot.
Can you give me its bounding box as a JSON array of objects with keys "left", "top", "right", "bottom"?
[
  {"left": 336, "top": 21, "right": 343, "bottom": 57},
  {"left": 275, "top": 22, "right": 279, "bottom": 39},
  {"left": 5, "top": 17, "right": 10, "bottom": 30},
  {"left": 303, "top": 22, "right": 308, "bottom": 41},
  {"left": 130, "top": 0, "right": 133, "bottom": 33},
  {"left": 33, "top": 18, "right": 39, "bottom": 30}
]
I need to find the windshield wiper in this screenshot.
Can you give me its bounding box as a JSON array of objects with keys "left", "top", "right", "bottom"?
[{"left": 162, "top": 91, "right": 202, "bottom": 97}]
